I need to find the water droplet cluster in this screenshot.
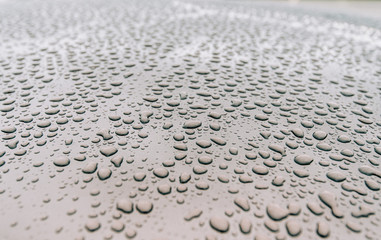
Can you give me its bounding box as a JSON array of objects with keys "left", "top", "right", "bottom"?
[{"left": 0, "top": 0, "right": 380, "bottom": 239}]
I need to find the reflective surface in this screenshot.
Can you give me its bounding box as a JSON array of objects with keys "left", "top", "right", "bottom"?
[{"left": 0, "top": 0, "right": 380, "bottom": 239}]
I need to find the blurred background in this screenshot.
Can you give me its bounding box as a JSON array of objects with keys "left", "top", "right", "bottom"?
[{"left": 238, "top": 0, "right": 381, "bottom": 19}]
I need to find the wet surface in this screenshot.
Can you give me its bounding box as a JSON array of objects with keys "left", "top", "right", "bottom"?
[{"left": 0, "top": 0, "right": 381, "bottom": 239}]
